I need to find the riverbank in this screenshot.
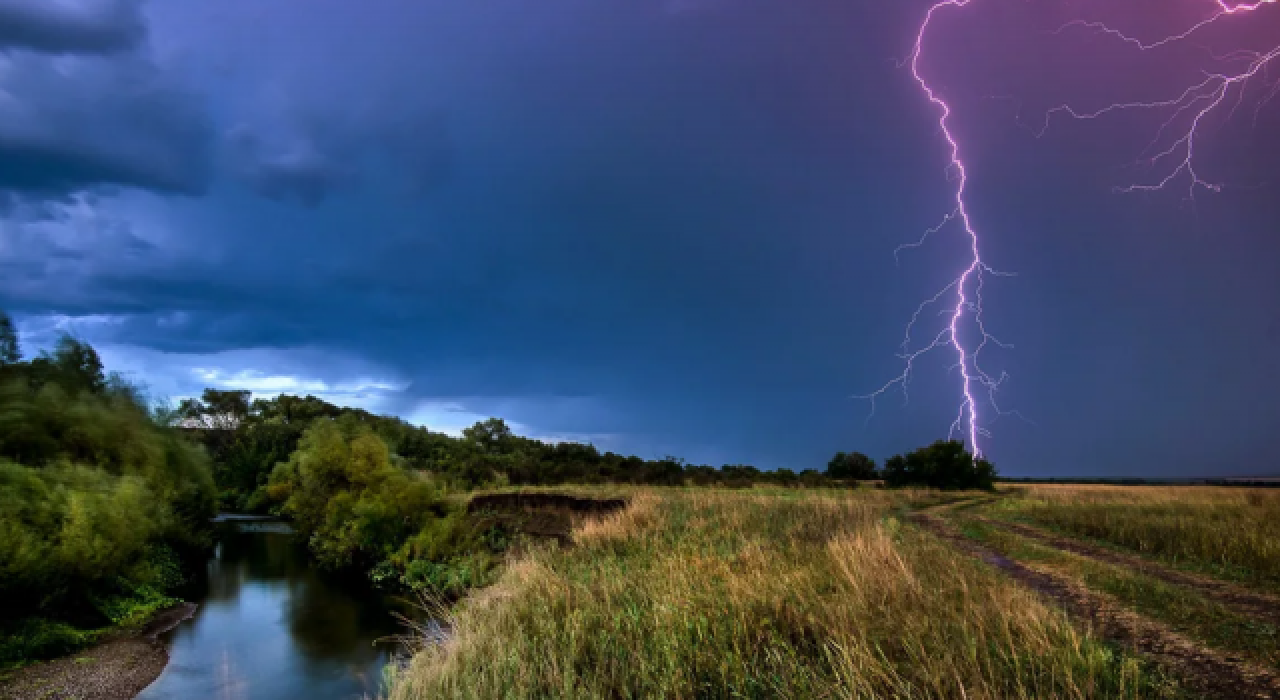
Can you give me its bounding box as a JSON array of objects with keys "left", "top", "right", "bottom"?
[{"left": 0, "top": 604, "right": 194, "bottom": 700}]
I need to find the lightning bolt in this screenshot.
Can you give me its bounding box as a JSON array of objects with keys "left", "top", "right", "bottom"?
[
  {"left": 862, "top": 0, "right": 1007, "bottom": 457},
  {"left": 862, "top": 0, "right": 1276, "bottom": 458},
  {"left": 1043, "top": 0, "right": 1279, "bottom": 197}
]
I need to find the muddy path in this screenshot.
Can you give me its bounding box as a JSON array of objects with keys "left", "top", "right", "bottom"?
[
  {"left": 909, "top": 512, "right": 1280, "bottom": 699},
  {"left": 975, "top": 516, "right": 1280, "bottom": 629}
]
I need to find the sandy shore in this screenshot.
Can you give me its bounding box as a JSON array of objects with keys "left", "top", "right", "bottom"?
[{"left": 0, "top": 604, "right": 195, "bottom": 700}]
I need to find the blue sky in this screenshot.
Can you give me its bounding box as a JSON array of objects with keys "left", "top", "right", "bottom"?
[{"left": 3, "top": 0, "right": 1279, "bottom": 476}]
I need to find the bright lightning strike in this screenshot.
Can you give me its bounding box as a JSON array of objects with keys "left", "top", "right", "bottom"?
[
  {"left": 862, "top": 0, "right": 1277, "bottom": 457},
  {"left": 862, "top": 0, "right": 1008, "bottom": 457},
  {"left": 1043, "top": 0, "right": 1279, "bottom": 197}
]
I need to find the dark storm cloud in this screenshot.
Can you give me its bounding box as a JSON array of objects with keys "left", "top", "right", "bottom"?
[
  {"left": 0, "top": 0, "right": 145, "bottom": 54},
  {"left": 228, "top": 129, "right": 349, "bottom": 207},
  {"left": 223, "top": 112, "right": 453, "bottom": 205},
  {"left": 7, "top": 0, "right": 1280, "bottom": 476},
  {"left": 0, "top": 53, "right": 211, "bottom": 197}
]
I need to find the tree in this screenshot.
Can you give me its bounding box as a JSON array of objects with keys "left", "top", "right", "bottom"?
[
  {"left": 268, "top": 417, "right": 446, "bottom": 569},
  {"left": 179, "top": 388, "right": 252, "bottom": 430},
  {"left": 826, "top": 451, "right": 878, "bottom": 480},
  {"left": 463, "top": 418, "right": 514, "bottom": 453},
  {"left": 26, "top": 334, "right": 106, "bottom": 394},
  {"left": 881, "top": 440, "right": 996, "bottom": 490},
  {"left": 0, "top": 311, "right": 19, "bottom": 365}
]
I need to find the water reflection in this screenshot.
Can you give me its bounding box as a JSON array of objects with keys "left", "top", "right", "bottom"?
[{"left": 139, "top": 525, "right": 405, "bottom": 700}]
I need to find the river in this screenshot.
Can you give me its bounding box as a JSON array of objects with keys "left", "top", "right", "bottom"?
[{"left": 138, "top": 518, "right": 407, "bottom": 700}]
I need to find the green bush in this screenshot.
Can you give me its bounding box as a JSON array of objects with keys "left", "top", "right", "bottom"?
[
  {"left": 269, "top": 417, "right": 453, "bottom": 570},
  {"left": 0, "top": 620, "right": 100, "bottom": 666},
  {"left": 881, "top": 440, "right": 996, "bottom": 490},
  {"left": 0, "top": 318, "right": 216, "bottom": 664},
  {"left": 826, "top": 451, "right": 878, "bottom": 480}
]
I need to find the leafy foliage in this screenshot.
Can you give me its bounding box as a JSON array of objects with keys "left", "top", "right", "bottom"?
[
  {"left": 268, "top": 417, "right": 451, "bottom": 570},
  {"left": 0, "top": 312, "right": 216, "bottom": 664},
  {"left": 0, "top": 313, "right": 18, "bottom": 366},
  {"left": 264, "top": 417, "right": 505, "bottom": 594},
  {"left": 189, "top": 393, "right": 862, "bottom": 515},
  {"left": 881, "top": 440, "right": 997, "bottom": 490},
  {"left": 826, "top": 451, "right": 878, "bottom": 480}
]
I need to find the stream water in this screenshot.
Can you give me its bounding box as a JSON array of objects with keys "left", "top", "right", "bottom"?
[{"left": 138, "top": 519, "right": 406, "bottom": 700}]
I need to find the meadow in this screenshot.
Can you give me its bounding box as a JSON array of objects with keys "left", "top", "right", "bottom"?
[
  {"left": 989, "top": 484, "right": 1280, "bottom": 592},
  {"left": 384, "top": 486, "right": 1249, "bottom": 699}
]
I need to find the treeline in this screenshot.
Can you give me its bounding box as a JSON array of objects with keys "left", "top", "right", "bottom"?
[
  {"left": 184, "top": 390, "right": 997, "bottom": 514},
  {"left": 181, "top": 390, "right": 841, "bottom": 514},
  {"left": 0, "top": 314, "right": 217, "bottom": 664}
]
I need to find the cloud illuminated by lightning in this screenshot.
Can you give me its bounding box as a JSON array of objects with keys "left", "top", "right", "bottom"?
[{"left": 862, "top": 0, "right": 1277, "bottom": 458}]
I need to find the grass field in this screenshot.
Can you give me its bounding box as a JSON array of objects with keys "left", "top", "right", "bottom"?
[
  {"left": 991, "top": 485, "right": 1280, "bottom": 592},
  {"left": 387, "top": 486, "right": 1206, "bottom": 699}
]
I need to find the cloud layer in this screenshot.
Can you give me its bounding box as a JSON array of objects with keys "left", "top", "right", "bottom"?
[
  {"left": 4, "top": 0, "right": 1280, "bottom": 476},
  {"left": 0, "top": 0, "right": 145, "bottom": 54}
]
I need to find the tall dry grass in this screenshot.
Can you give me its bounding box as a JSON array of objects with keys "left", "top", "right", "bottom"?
[
  {"left": 387, "top": 487, "right": 1174, "bottom": 699},
  {"left": 998, "top": 484, "right": 1280, "bottom": 590}
]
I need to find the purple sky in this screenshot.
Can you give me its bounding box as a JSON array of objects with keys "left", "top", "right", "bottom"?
[{"left": 2, "top": 0, "right": 1278, "bottom": 476}]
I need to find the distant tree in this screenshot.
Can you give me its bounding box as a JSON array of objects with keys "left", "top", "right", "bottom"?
[
  {"left": 205, "top": 389, "right": 251, "bottom": 429},
  {"left": 463, "top": 418, "right": 514, "bottom": 453},
  {"left": 0, "top": 311, "right": 19, "bottom": 365},
  {"left": 179, "top": 388, "right": 252, "bottom": 431},
  {"left": 253, "top": 394, "right": 344, "bottom": 425},
  {"left": 643, "top": 456, "right": 685, "bottom": 486},
  {"left": 881, "top": 440, "right": 995, "bottom": 491},
  {"left": 26, "top": 334, "right": 106, "bottom": 394},
  {"left": 826, "top": 451, "right": 878, "bottom": 480},
  {"left": 798, "top": 469, "right": 827, "bottom": 488}
]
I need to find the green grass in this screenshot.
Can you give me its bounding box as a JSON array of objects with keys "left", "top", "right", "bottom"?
[
  {"left": 388, "top": 487, "right": 1182, "bottom": 699},
  {"left": 0, "top": 620, "right": 101, "bottom": 670},
  {"left": 0, "top": 568, "right": 181, "bottom": 669},
  {"left": 959, "top": 517, "right": 1280, "bottom": 670},
  {"left": 991, "top": 485, "right": 1280, "bottom": 594}
]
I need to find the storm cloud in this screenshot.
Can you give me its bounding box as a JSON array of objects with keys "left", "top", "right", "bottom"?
[
  {"left": 3, "top": 0, "right": 1279, "bottom": 476},
  {"left": 0, "top": 0, "right": 145, "bottom": 54},
  {"left": 0, "top": 0, "right": 210, "bottom": 200}
]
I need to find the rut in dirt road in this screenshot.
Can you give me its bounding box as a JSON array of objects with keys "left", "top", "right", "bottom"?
[
  {"left": 909, "top": 512, "right": 1280, "bottom": 700},
  {"left": 976, "top": 517, "right": 1280, "bottom": 629}
]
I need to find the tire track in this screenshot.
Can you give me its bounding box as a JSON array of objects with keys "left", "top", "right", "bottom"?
[
  {"left": 909, "top": 512, "right": 1280, "bottom": 699},
  {"left": 977, "top": 517, "right": 1280, "bottom": 629}
]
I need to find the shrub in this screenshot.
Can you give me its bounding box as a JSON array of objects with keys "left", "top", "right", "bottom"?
[
  {"left": 0, "top": 321, "right": 216, "bottom": 664},
  {"left": 881, "top": 440, "right": 996, "bottom": 490},
  {"left": 826, "top": 451, "right": 878, "bottom": 480},
  {"left": 269, "top": 417, "right": 453, "bottom": 570}
]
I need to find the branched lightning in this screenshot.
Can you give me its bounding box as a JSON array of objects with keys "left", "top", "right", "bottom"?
[
  {"left": 861, "top": 0, "right": 1276, "bottom": 457},
  {"left": 862, "top": 0, "right": 1007, "bottom": 456},
  {"left": 1044, "top": 0, "right": 1280, "bottom": 196}
]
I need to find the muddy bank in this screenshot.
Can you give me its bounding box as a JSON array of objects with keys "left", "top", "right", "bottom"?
[
  {"left": 467, "top": 492, "right": 628, "bottom": 544},
  {"left": 0, "top": 604, "right": 195, "bottom": 700},
  {"left": 467, "top": 492, "right": 626, "bottom": 515}
]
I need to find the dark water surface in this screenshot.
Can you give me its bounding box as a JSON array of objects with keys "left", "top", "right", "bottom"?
[{"left": 138, "top": 522, "right": 404, "bottom": 700}]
